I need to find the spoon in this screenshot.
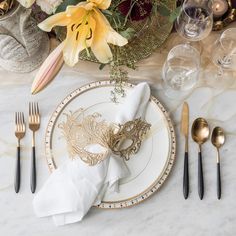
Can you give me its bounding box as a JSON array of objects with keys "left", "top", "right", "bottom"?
[
  {"left": 191, "top": 118, "right": 210, "bottom": 200},
  {"left": 211, "top": 127, "right": 225, "bottom": 200}
]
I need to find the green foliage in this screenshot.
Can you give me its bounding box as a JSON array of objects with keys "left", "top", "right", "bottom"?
[
  {"left": 157, "top": 4, "right": 171, "bottom": 16},
  {"left": 153, "top": 1, "right": 181, "bottom": 23},
  {"left": 169, "top": 6, "right": 181, "bottom": 23},
  {"left": 119, "top": 27, "right": 136, "bottom": 40},
  {"left": 103, "top": 9, "right": 126, "bottom": 30}
]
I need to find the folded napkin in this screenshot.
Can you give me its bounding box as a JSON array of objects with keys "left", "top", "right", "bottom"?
[{"left": 33, "top": 82, "right": 150, "bottom": 226}]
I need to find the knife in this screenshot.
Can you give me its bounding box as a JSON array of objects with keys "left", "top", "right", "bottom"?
[{"left": 181, "top": 102, "right": 189, "bottom": 199}]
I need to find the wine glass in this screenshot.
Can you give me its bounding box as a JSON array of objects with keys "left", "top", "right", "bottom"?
[
  {"left": 162, "top": 44, "right": 200, "bottom": 99},
  {"left": 207, "top": 28, "right": 236, "bottom": 88},
  {"left": 175, "top": 0, "right": 213, "bottom": 49}
]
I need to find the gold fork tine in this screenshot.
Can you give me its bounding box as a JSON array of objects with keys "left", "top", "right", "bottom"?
[
  {"left": 33, "top": 103, "right": 36, "bottom": 123},
  {"left": 36, "top": 102, "right": 39, "bottom": 114},
  {"left": 20, "top": 112, "right": 25, "bottom": 132},
  {"left": 22, "top": 112, "right": 25, "bottom": 132},
  {"left": 22, "top": 112, "right": 25, "bottom": 124},
  {"left": 36, "top": 103, "right": 40, "bottom": 123},
  {"left": 34, "top": 103, "right": 37, "bottom": 122},
  {"left": 34, "top": 103, "right": 37, "bottom": 123},
  {"left": 19, "top": 112, "right": 22, "bottom": 132},
  {"left": 32, "top": 102, "right": 35, "bottom": 123},
  {"left": 15, "top": 112, "right": 17, "bottom": 127},
  {"left": 17, "top": 112, "right": 20, "bottom": 131},
  {"left": 16, "top": 112, "right": 19, "bottom": 126}
]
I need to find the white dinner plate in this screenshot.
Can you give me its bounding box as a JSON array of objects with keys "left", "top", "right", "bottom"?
[{"left": 45, "top": 80, "right": 176, "bottom": 209}]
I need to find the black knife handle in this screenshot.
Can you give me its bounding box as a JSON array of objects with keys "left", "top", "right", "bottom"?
[
  {"left": 198, "top": 151, "right": 204, "bottom": 200},
  {"left": 217, "top": 162, "right": 221, "bottom": 200},
  {"left": 14, "top": 146, "right": 21, "bottom": 193},
  {"left": 183, "top": 152, "right": 189, "bottom": 199},
  {"left": 31, "top": 146, "right": 36, "bottom": 193}
]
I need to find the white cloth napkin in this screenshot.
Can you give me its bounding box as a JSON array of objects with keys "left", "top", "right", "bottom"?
[{"left": 33, "top": 82, "right": 150, "bottom": 226}]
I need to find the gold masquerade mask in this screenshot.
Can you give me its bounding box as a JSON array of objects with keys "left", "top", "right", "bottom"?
[{"left": 58, "top": 109, "right": 151, "bottom": 166}]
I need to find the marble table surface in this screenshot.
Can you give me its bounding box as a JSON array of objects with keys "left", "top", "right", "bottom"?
[{"left": 0, "top": 24, "right": 236, "bottom": 236}]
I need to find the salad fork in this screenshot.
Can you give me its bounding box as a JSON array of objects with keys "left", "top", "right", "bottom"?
[
  {"left": 29, "top": 102, "right": 40, "bottom": 193},
  {"left": 15, "top": 112, "right": 25, "bottom": 193}
]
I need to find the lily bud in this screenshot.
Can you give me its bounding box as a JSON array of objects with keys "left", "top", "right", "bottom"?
[{"left": 31, "top": 42, "right": 64, "bottom": 95}]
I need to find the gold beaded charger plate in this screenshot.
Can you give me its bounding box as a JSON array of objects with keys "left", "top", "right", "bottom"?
[{"left": 45, "top": 81, "right": 176, "bottom": 209}]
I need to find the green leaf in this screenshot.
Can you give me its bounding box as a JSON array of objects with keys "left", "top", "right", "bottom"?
[
  {"left": 102, "top": 9, "right": 113, "bottom": 16},
  {"left": 169, "top": 6, "right": 181, "bottom": 23},
  {"left": 55, "top": 0, "right": 82, "bottom": 13},
  {"left": 157, "top": 4, "right": 171, "bottom": 16},
  {"left": 119, "top": 27, "right": 136, "bottom": 40}
]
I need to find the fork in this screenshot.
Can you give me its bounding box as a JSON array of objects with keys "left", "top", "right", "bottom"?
[
  {"left": 29, "top": 102, "right": 40, "bottom": 193},
  {"left": 15, "top": 112, "right": 26, "bottom": 193}
]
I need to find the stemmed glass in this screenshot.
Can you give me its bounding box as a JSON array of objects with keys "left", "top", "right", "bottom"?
[
  {"left": 162, "top": 44, "right": 200, "bottom": 99},
  {"left": 175, "top": 0, "right": 213, "bottom": 49},
  {"left": 162, "top": 0, "right": 213, "bottom": 98},
  {"left": 205, "top": 28, "right": 236, "bottom": 88}
]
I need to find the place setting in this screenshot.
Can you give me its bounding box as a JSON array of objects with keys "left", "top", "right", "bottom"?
[{"left": 1, "top": 0, "right": 235, "bottom": 231}]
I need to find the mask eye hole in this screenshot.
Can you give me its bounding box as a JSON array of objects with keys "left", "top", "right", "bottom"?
[{"left": 119, "top": 139, "right": 133, "bottom": 150}]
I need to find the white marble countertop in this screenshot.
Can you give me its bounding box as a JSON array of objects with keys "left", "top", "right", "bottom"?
[{"left": 0, "top": 24, "right": 236, "bottom": 236}]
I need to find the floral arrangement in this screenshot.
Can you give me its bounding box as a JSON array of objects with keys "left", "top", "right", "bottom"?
[{"left": 16, "top": 0, "right": 179, "bottom": 94}]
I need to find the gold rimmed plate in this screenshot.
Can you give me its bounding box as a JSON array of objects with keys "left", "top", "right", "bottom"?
[{"left": 45, "top": 81, "right": 176, "bottom": 209}]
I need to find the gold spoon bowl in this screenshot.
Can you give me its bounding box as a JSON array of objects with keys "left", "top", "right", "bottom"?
[
  {"left": 191, "top": 117, "right": 210, "bottom": 200},
  {"left": 192, "top": 118, "right": 210, "bottom": 146},
  {"left": 211, "top": 127, "right": 225, "bottom": 150}
]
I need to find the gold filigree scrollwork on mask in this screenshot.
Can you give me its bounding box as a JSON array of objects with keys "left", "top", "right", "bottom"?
[
  {"left": 109, "top": 118, "right": 151, "bottom": 161},
  {"left": 58, "top": 109, "right": 151, "bottom": 166},
  {"left": 58, "top": 109, "right": 113, "bottom": 166}
]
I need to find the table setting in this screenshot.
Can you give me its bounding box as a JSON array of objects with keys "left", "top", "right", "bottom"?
[{"left": 0, "top": 0, "right": 236, "bottom": 235}]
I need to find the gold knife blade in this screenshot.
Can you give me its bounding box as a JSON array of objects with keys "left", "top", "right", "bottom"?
[{"left": 181, "top": 102, "right": 189, "bottom": 138}]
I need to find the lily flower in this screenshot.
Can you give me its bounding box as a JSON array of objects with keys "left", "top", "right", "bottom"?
[{"left": 38, "top": 0, "right": 128, "bottom": 67}]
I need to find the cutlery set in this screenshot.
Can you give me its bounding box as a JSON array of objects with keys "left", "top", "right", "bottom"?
[
  {"left": 14, "top": 102, "right": 40, "bottom": 194},
  {"left": 181, "top": 102, "right": 225, "bottom": 200}
]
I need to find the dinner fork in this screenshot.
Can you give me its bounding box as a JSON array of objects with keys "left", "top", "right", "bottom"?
[
  {"left": 15, "top": 112, "right": 26, "bottom": 193},
  {"left": 29, "top": 102, "right": 40, "bottom": 193}
]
